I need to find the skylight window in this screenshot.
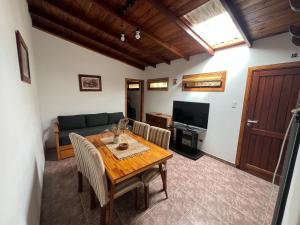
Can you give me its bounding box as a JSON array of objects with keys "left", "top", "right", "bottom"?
[{"left": 184, "top": 0, "right": 244, "bottom": 48}]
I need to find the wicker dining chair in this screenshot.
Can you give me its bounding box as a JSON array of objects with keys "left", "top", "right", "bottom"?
[
  {"left": 132, "top": 120, "right": 150, "bottom": 140},
  {"left": 69, "top": 133, "right": 89, "bottom": 193},
  {"left": 70, "top": 133, "right": 143, "bottom": 225},
  {"left": 141, "top": 126, "right": 171, "bottom": 209}
]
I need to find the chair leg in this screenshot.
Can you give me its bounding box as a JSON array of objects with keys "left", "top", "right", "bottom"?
[
  {"left": 90, "top": 185, "right": 96, "bottom": 210},
  {"left": 100, "top": 205, "right": 106, "bottom": 225},
  {"left": 144, "top": 185, "right": 149, "bottom": 209},
  {"left": 159, "top": 164, "right": 168, "bottom": 199},
  {"left": 78, "top": 172, "right": 83, "bottom": 193},
  {"left": 134, "top": 187, "right": 139, "bottom": 210}
]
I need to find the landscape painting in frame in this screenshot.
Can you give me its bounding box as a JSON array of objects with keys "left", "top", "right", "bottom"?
[
  {"left": 78, "top": 74, "right": 102, "bottom": 92},
  {"left": 16, "top": 30, "right": 31, "bottom": 84}
]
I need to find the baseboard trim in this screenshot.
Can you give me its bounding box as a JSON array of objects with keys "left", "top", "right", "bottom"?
[{"left": 202, "top": 151, "right": 236, "bottom": 168}]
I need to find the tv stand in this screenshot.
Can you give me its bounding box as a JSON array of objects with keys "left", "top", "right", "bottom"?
[{"left": 170, "top": 124, "right": 206, "bottom": 160}]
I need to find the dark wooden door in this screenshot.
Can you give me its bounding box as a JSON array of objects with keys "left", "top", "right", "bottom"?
[{"left": 240, "top": 66, "right": 300, "bottom": 182}]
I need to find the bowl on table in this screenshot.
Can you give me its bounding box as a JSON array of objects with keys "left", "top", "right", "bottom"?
[{"left": 117, "top": 143, "right": 128, "bottom": 150}]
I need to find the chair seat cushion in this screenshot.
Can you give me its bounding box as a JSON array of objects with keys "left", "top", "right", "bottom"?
[
  {"left": 114, "top": 176, "right": 143, "bottom": 199},
  {"left": 141, "top": 166, "right": 160, "bottom": 185},
  {"left": 59, "top": 125, "right": 113, "bottom": 145}
]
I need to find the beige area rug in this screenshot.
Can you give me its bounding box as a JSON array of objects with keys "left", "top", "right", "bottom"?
[{"left": 101, "top": 134, "right": 149, "bottom": 159}]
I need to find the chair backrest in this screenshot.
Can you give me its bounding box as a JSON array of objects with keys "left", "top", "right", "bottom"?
[
  {"left": 148, "top": 126, "right": 171, "bottom": 149},
  {"left": 69, "top": 133, "right": 87, "bottom": 176},
  {"left": 69, "top": 133, "right": 108, "bottom": 206},
  {"left": 132, "top": 121, "right": 150, "bottom": 140},
  {"left": 84, "top": 140, "right": 108, "bottom": 207}
]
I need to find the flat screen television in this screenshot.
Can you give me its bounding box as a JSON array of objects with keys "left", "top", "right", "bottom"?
[{"left": 172, "top": 101, "right": 210, "bottom": 129}]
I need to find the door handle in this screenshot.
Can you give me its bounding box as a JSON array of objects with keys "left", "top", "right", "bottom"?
[{"left": 247, "top": 119, "right": 258, "bottom": 127}]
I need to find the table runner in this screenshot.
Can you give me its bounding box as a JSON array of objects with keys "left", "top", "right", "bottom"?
[{"left": 100, "top": 134, "right": 149, "bottom": 160}]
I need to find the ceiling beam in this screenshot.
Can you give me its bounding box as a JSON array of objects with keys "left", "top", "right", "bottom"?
[
  {"left": 31, "top": 15, "right": 145, "bottom": 70},
  {"left": 45, "top": 0, "right": 170, "bottom": 65},
  {"left": 93, "top": 0, "right": 189, "bottom": 60},
  {"left": 28, "top": 5, "right": 156, "bottom": 68},
  {"left": 146, "top": 0, "right": 214, "bottom": 56},
  {"left": 219, "top": 0, "right": 252, "bottom": 47}
]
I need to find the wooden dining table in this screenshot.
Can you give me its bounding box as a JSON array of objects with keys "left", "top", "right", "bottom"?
[{"left": 87, "top": 130, "right": 173, "bottom": 225}]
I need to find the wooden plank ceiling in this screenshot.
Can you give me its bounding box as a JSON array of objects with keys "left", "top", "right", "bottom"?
[{"left": 27, "top": 0, "right": 300, "bottom": 70}]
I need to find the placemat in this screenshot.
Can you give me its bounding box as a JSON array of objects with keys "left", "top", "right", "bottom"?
[{"left": 100, "top": 134, "right": 149, "bottom": 160}]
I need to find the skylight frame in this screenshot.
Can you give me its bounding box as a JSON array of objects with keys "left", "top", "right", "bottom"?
[{"left": 184, "top": 0, "right": 246, "bottom": 50}]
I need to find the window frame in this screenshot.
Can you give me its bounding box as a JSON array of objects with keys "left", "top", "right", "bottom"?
[
  {"left": 182, "top": 71, "right": 227, "bottom": 92},
  {"left": 147, "top": 77, "right": 169, "bottom": 91}
]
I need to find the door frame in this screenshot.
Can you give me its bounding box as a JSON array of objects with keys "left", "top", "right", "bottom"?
[
  {"left": 235, "top": 61, "right": 300, "bottom": 167},
  {"left": 125, "top": 78, "right": 144, "bottom": 122}
]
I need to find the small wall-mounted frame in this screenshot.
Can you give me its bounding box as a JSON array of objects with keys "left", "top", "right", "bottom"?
[
  {"left": 182, "top": 71, "right": 226, "bottom": 92},
  {"left": 78, "top": 74, "right": 102, "bottom": 91},
  {"left": 147, "top": 77, "right": 169, "bottom": 91},
  {"left": 16, "top": 30, "right": 31, "bottom": 84},
  {"left": 127, "top": 81, "right": 141, "bottom": 91}
]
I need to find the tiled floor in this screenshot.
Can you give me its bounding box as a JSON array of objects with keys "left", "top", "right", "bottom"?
[{"left": 40, "top": 149, "right": 278, "bottom": 225}]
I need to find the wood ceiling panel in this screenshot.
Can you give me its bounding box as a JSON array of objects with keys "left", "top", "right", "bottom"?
[
  {"left": 233, "top": 0, "right": 299, "bottom": 40},
  {"left": 31, "top": 15, "right": 146, "bottom": 69},
  {"left": 27, "top": 0, "right": 298, "bottom": 68}
]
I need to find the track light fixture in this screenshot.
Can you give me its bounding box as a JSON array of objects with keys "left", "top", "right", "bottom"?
[
  {"left": 120, "top": 29, "right": 141, "bottom": 42},
  {"left": 120, "top": 32, "right": 125, "bottom": 42},
  {"left": 135, "top": 29, "right": 141, "bottom": 40}
]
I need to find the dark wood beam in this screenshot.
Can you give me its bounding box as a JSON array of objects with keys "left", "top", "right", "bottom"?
[
  {"left": 45, "top": 0, "right": 170, "bottom": 65},
  {"left": 290, "top": 25, "right": 300, "bottom": 38},
  {"left": 290, "top": 0, "right": 300, "bottom": 12},
  {"left": 219, "top": 0, "right": 252, "bottom": 47},
  {"left": 292, "top": 36, "right": 300, "bottom": 46},
  {"left": 28, "top": 5, "right": 156, "bottom": 68},
  {"left": 146, "top": 0, "right": 214, "bottom": 56},
  {"left": 93, "top": 0, "right": 188, "bottom": 60},
  {"left": 31, "top": 15, "right": 145, "bottom": 70}
]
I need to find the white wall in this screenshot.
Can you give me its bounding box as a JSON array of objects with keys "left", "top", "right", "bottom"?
[
  {"left": 143, "top": 33, "right": 300, "bottom": 163},
  {"left": 32, "top": 29, "right": 144, "bottom": 148},
  {"left": 0, "top": 1, "right": 44, "bottom": 225},
  {"left": 282, "top": 145, "right": 300, "bottom": 225}
]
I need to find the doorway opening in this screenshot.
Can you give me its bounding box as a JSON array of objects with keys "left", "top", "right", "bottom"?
[{"left": 125, "top": 78, "right": 144, "bottom": 122}]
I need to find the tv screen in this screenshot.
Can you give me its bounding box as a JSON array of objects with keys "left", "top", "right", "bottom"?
[{"left": 172, "top": 101, "right": 210, "bottom": 129}]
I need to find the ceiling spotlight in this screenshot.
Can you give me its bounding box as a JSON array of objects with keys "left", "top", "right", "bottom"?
[
  {"left": 120, "top": 33, "right": 125, "bottom": 42},
  {"left": 135, "top": 29, "right": 141, "bottom": 40}
]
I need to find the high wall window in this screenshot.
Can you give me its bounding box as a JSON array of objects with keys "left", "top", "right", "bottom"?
[
  {"left": 147, "top": 77, "right": 169, "bottom": 91},
  {"left": 182, "top": 71, "right": 226, "bottom": 92},
  {"left": 127, "top": 82, "right": 140, "bottom": 90}
]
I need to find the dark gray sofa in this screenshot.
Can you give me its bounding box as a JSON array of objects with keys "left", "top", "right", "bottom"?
[{"left": 57, "top": 112, "right": 124, "bottom": 146}]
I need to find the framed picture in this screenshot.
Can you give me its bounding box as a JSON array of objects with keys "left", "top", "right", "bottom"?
[
  {"left": 78, "top": 74, "right": 102, "bottom": 91},
  {"left": 16, "top": 30, "right": 31, "bottom": 84}
]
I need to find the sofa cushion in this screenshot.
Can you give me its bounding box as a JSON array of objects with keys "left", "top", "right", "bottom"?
[
  {"left": 108, "top": 112, "right": 124, "bottom": 124},
  {"left": 58, "top": 115, "right": 86, "bottom": 131},
  {"left": 59, "top": 125, "right": 113, "bottom": 145},
  {"left": 86, "top": 113, "right": 108, "bottom": 127}
]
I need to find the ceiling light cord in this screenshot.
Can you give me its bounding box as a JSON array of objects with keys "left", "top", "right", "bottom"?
[{"left": 262, "top": 106, "right": 300, "bottom": 225}]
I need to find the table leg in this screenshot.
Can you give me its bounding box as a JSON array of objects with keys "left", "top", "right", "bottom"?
[
  {"left": 100, "top": 205, "right": 106, "bottom": 225},
  {"left": 159, "top": 162, "right": 168, "bottom": 199},
  {"left": 108, "top": 181, "right": 115, "bottom": 225}
]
